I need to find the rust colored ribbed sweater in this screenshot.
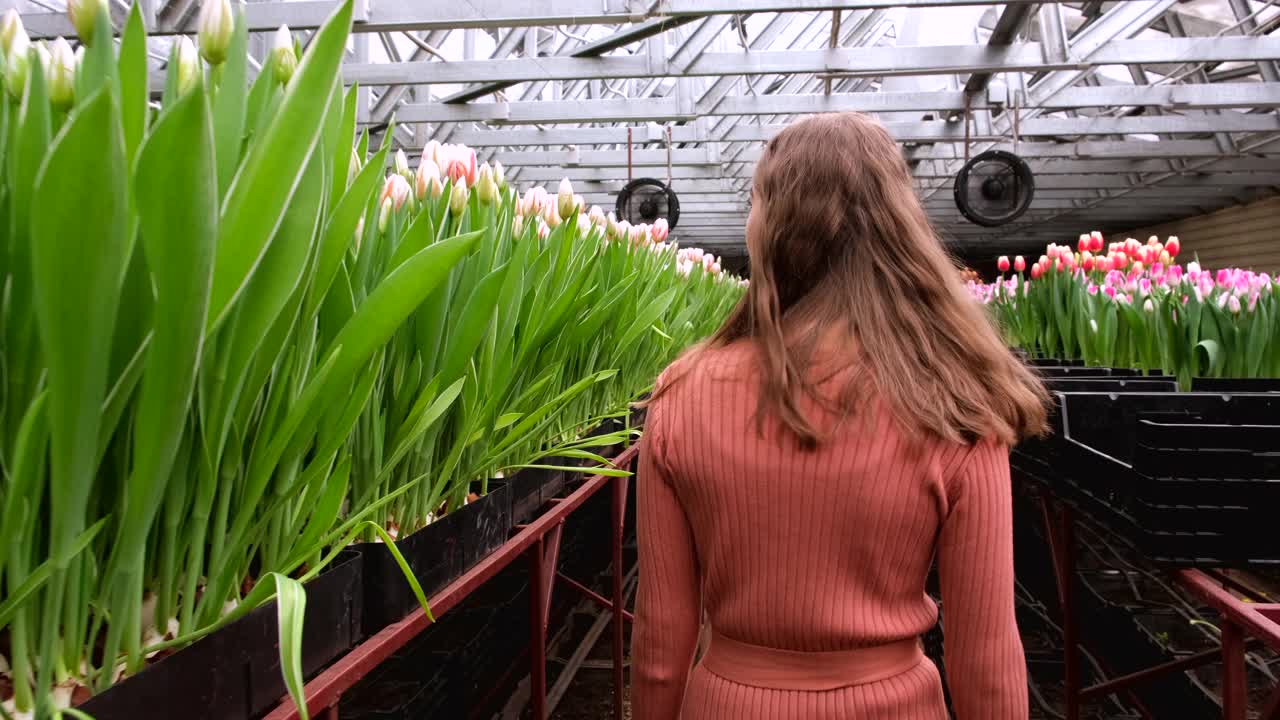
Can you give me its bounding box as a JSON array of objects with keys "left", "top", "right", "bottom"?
[{"left": 631, "top": 342, "right": 1027, "bottom": 719}]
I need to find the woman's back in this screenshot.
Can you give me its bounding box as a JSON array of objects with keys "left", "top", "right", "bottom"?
[{"left": 631, "top": 341, "right": 1028, "bottom": 719}]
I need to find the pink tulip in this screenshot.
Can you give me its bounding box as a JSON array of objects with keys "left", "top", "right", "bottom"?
[
  {"left": 1139, "top": 278, "right": 1152, "bottom": 296},
  {"left": 1217, "top": 269, "right": 1233, "bottom": 289},
  {"left": 1081, "top": 252, "right": 1095, "bottom": 272},
  {"left": 1248, "top": 292, "right": 1260, "bottom": 312},
  {"left": 1228, "top": 294, "right": 1242, "bottom": 314},
  {"left": 652, "top": 218, "right": 669, "bottom": 243},
  {"left": 1031, "top": 263, "right": 1043, "bottom": 280},
  {"left": 1077, "top": 235, "right": 1090, "bottom": 254},
  {"left": 1104, "top": 286, "right": 1117, "bottom": 299},
  {"left": 1087, "top": 283, "right": 1099, "bottom": 296},
  {"left": 997, "top": 256, "right": 1011, "bottom": 273},
  {"left": 1090, "top": 231, "right": 1104, "bottom": 253},
  {"left": 1014, "top": 255, "right": 1026, "bottom": 272},
  {"left": 380, "top": 173, "right": 412, "bottom": 210},
  {"left": 1165, "top": 236, "right": 1181, "bottom": 257}
]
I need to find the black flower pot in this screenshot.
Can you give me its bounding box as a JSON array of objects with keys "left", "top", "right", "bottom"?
[
  {"left": 357, "top": 480, "right": 512, "bottom": 636},
  {"left": 79, "top": 551, "right": 363, "bottom": 720}
]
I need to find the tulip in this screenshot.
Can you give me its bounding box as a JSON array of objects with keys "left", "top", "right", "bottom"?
[
  {"left": 536, "top": 219, "right": 550, "bottom": 240},
  {"left": 43, "top": 36, "right": 76, "bottom": 110},
  {"left": 475, "top": 162, "right": 498, "bottom": 205},
  {"left": 174, "top": 36, "right": 199, "bottom": 95},
  {"left": 1087, "top": 283, "right": 1099, "bottom": 296},
  {"left": 1077, "top": 235, "right": 1089, "bottom": 254},
  {"left": 349, "top": 148, "right": 362, "bottom": 186},
  {"left": 67, "top": 0, "right": 108, "bottom": 46},
  {"left": 1104, "top": 286, "right": 1117, "bottom": 299},
  {"left": 33, "top": 39, "right": 50, "bottom": 78},
  {"left": 1090, "top": 231, "right": 1104, "bottom": 253},
  {"left": 376, "top": 197, "right": 393, "bottom": 233},
  {"left": 577, "top": 215, "right": 592, "bottom": 236},
  {"left": 379, "top": 173, "right": 411, "bottom": 211},
  {"left": 616, "top": 220, "right": 632, "bottom": 243},
  {"left": 394, "top": 149, "right": 411, "bottom": 178},
  {"left": 1081, "top": 252, "right": 1095, "bottom": 272},
  {"left": 652, "top": 217, "right": 669, "bottom": 243},
  {"left": 413, "top": 160, "right": 435, "bottom": 200},
  {"left": 1011, "top": 255, "right": 1024, "bottom": 273},
  {"left": 197, "top": 0, "right": 234, "bottom": 65},
  {"left": 588, "top": 205, "right": 606, "bottom": 228},
  {"left": 1, "top": 9, "right": 23, "bottom": 59},
  {"left": 997, "top": 256, "right": 1011, "bottom": 273},
  {"left": 1030, "top": 263, "right": 1043, "bottom": 280},
  {"left": 1248, "top": 292, "right": 1260, "bottom": 312},
  {"left": 271, "top": 25, "right": 298, "bottom": 85},
  {"left": 557, "top": 178, "right": 577, "bottom": 220},
  {"left": 443, "top": 144, "right": 477, "bottom": 187},
  {"left": 1187, "top": 261, "right": 1201, "bottom": 275},
  {"left": 449, "top": 181, "right": 469, "bottom": 215},
  {"left": 4, "top": 31, "right": 29, "bottom": 99},
  {"left": 1054, "top": 258, "right": 1065, "bottom": 273},
  {"left": 512, "top": 214, "right": 525, "bottom": 237},
  {"left": 1131, "top": 261, "right": 1144, "bottom": 274},
  {"left": 1228, "top": 294, "right": 1242, "bottom": 314},
  {"left": 1165, "top": 236, "right": 1181, "bottom": 258},
  {"left": 493, "top": 161, "right": 506, "bottom": 190},
  {"left": 422, "top": 140, "right": 442, "bottom": 167},
  {"left": 606, "top": 212, "right": 619, "bottom": 239},
  {"left": 354, "top": 215, "right": 365, "bottom": 246},
  {"left": 1147, "top": 235, "right": 1159, "bottom": 246}
]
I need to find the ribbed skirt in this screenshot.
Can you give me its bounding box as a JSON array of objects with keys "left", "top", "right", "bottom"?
[{"left": 679, "top": 657, "right": 949, "bottom": 720}]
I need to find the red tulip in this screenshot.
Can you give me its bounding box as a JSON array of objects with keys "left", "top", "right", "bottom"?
[
  {"left": 1078, "top": 235, "right": 1090, "bottom": 254},
  {"left": 1166, "top": 236, "right": 1181, "bottom": 257},
  {"left": 1082, "top": 252, "right": 1095, "bottom": 272},
  {"left": 997, "top": 256, "right": 1011, "bottom": 273},
  {"left": 1014, "top": 256, "right": 1026, "bottom": 272},
  {"left": 1031, "top": 263, "right": 1043, "bottom": 280},
  {"left": 1090, "top": 231, "right": 1104, "bottom": 253}
]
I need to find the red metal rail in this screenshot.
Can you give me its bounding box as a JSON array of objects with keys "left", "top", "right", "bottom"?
[
  {"left": 1038, "top": 495, "right": 1280, "bottom": 720},
  {"left": 264, "top": 444, "right": 640, "bottom": 720}
]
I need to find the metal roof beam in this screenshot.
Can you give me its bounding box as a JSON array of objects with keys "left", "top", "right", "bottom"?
[
  {"left": 340, "top": 36, "right": 1280, "bottom": 86},
  {"left": 25, "top": 0, "right": 1074, "bottom": 38},
  {"left": 390, "top": 83, "right": 1280, "bottom": 123},
  {"left": 446, "top": 113, "right": 1280, "bottom": 146}
]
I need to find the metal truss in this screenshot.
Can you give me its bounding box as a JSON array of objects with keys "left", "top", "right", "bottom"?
[{"left": 16, "top": 0, "right": 1280, "bottom": 255}]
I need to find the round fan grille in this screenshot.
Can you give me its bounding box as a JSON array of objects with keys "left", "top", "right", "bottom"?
[
  {"left": 616, "top": 178, "right": 680, "bottom": 229},
  {"left": 953, "top": 150, "right": 1035, "bottom": 227}
]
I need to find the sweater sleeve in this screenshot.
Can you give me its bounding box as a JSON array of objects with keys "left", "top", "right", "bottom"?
[
  {"left": 630, "top": 401, "right": 700, "bottom": 720},
  {"left": 937, "top": 440, "right": 1028, "bottom": 720}
]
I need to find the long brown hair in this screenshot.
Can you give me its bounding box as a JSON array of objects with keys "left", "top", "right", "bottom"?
[{"left": 665, "top": 113, "right": 1048, "bottom": 448}]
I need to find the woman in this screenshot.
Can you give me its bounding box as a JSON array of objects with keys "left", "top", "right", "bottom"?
[{"left": 630, "top": 113, "right": 1048, "bottom": 720}]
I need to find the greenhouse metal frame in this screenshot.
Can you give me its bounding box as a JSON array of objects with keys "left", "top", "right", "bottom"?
[{"left": 17, "top": 0, "right": 1280, "bottom": 258}]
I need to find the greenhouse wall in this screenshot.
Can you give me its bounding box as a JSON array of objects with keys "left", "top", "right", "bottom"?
[{"left": 1122, "top": 196, "right": 1280, "bottom": 274}]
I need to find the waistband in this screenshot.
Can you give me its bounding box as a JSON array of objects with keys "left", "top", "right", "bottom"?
[{"left": 700, "top": 631, "right": 924, "bottom": 691}]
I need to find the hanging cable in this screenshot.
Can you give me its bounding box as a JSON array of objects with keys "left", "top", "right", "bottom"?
[{"left": 666, "top": 125, "right": 673, "bottom": 187}]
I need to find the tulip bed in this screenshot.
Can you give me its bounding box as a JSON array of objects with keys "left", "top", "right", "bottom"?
[
  {"left": 970, "top": 233, "right": 1280, "bottom": 388},
  {"left": 0, "top": 2, "right": 742, "bottom": 717}
]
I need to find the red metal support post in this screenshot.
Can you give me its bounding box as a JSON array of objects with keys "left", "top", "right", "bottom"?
[
  {"left": 1221, "top": 621, "right": 1248, "bottom": 720},
  {"left": 528, "top": 535, "right": 549, "bottom": 720}
]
